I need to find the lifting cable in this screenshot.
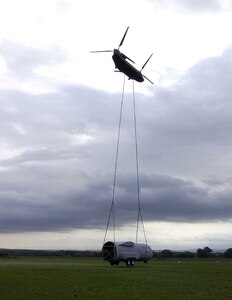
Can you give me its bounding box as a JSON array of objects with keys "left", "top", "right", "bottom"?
[
  {"left": 132, "top": 81, "right": 147, "bottom": 246},
  {"left": 103, "top": 75, "right": 126, "bottom": 246},
  {"left": 103, "top": 76, "right": 147, "bottom": 246}
]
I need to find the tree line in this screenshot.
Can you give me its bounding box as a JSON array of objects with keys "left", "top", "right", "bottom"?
[
  {"left": 1, "top": 246, "right": 232, "bottom": 258},
  {"left": 154, "top": 246, "right": 232, "bottom": 258},
  {"left": 0, "top": 249, "right": 101, "bottom": 257}
]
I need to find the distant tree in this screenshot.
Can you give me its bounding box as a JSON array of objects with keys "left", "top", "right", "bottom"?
[
  {"left": 197, "top": 248, "right": 207, "bottom": 258},
  {"left": 184, "top": 251, "right": 195, "bottom": 258},
  {"left": 0, "top": 252, "right": 8, "bottom": 257},
  {"left": 176, "top": 251, "right": 194, "bottom": 258},
  {"left": 224, "top": 248, "right": 232, "bottom": 258},
  {"left": 203, "top": 246, "right": 213, "bottom": 257},
  {"left": 197, "top": 247, "right": 214, "bottom": 258},
  {"left": 160, "top": 249, "right": 174, "bottom": 258}
]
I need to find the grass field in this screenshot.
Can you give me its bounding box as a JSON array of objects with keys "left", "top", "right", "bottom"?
[{"left": 0, "top": 257, "right": 232, "bottom": 300}]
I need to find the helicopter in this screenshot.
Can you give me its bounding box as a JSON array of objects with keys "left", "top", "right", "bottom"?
[{"left": 91, "top": 26, "right": 153, "bottom": 84}]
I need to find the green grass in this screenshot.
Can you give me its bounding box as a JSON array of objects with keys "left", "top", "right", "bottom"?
[{"left": 0, "top": 257, "right": 232, "bottom": 300}]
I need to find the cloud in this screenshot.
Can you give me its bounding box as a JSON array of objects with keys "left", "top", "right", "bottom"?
[
  {"left": 148, "top": 0, "right": 232, "bottom": 13},
  {"left": 134, "top": 46, "right": 232, "bottom": 179},
  {"left": 1, "top": 45, "right": 232, "bottom": 233},
  {"left": 0, "top": 169, "right": 232, "bottom": 233},
  {"left": 0, "top": 40, "right": 66, "bottom": 79}
]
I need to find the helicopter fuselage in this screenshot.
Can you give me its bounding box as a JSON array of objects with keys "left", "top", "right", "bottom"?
[{"left": 112, "top": 49, "right": 144, "bottom": 82}]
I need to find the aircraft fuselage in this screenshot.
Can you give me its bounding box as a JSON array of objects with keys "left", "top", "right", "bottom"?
[{"left": 112, "top": 49, "right": 144, "bottom": 82}]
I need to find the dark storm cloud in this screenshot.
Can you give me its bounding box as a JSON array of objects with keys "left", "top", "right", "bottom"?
[
  {"left": 0, "top": 45, "right": 232, "bottom": 232},
  {"left": 0, "top": 170, "right": 232, "bottom": 233}
]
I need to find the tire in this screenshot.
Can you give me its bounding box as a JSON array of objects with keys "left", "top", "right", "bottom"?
[
  {"left": 126, "top": 259, "right": 135, "bottom": 267},
  {"left": 110, "top": 260, "right": 119, "bottom": 266}
]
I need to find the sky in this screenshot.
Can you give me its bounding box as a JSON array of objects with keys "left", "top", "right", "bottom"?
[{"left": 1, "top": 0, "right": 232, "bottom": 251}]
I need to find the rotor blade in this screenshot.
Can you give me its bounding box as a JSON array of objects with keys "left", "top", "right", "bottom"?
[
  {"left": 143, "top": 75, "right": 154, "bottom": 84},
  {"left": 125, "top": 56, "right": 135, "bottom": 64},
  {"left": 90, "top": 50, "right": 113, "bottom": 53},
  {"left": 121, "top": 52, "right": 135, "bottom": 64},
  {"left": 141, "top": 53, "right": 153, "bottom": 71},
  {"left": 118, "top": 26, "right": 129, "bottom": 49}
]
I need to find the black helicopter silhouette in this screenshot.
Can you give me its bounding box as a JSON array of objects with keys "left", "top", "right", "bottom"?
[{"left": 91, "top": 27, "right": 153, "bottom": 84}]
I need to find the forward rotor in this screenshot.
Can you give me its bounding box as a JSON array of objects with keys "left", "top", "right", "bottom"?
[{"left": 118, "top": 26, "right": 129, "bottom": 49}]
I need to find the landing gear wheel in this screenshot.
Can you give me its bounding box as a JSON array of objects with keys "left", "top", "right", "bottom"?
[{"left": 126, "top": 259, "right": 135, "bottom": 267}]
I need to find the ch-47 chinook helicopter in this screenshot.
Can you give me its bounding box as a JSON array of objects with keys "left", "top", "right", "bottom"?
[{"left": 91, "top": 27, "right": 153, "bottom": 84}]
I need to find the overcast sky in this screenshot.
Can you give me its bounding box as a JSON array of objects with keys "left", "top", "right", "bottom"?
[{"left": 1, "top": 0, "right": 232, "bottom": 250}]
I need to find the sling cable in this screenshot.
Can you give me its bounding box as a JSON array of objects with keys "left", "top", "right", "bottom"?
[{"left": 102, "top": 77, "right": 152, "bottom": 267}]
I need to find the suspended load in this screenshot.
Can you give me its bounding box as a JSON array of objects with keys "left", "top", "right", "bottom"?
[{"left": 102, "top": 241, "right": 153, "bottom": 267}]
